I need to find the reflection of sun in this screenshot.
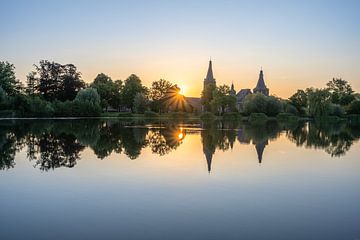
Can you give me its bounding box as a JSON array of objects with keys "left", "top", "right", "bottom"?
[
  {"left": 177, "top": 127, "right": 184, "bottom": 140},
  {"left": 178, "top": 132, "right": 184, "bottom": 140}
]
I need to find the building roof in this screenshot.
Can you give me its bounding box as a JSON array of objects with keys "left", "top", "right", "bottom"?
[
  {"left": 204, "top": 60, "right": 216, "bottom": 84},
  {"left": 236, "top": 89, "right": 252, "bottom": 102}
]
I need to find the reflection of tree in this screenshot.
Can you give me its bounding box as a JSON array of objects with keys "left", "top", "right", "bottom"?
[
  {"left": 148, "top": 126, "right": 184, "bottom": 156},
  {"left": 30, "top": 133, "right": 85, "bottom": 171},
  {"left": 0, "top": 133, "right": 17, "bottom": 170},
  {"left": 287, "top": 121, "right": 357, "bottom": 157}
]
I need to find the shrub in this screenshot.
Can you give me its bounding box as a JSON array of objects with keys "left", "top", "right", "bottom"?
[
  {"left": 144, "top": 110, "right": 159, "bottom": 118},
  {"left": 347, "top": 100, "right": 360, "bottom": 114},
  {"left": 243, "top": 93, "right": 283, "bottom": 116},
  {"left": 27, "top": 97, "right": 54, "bottom": 117},
  {"left": 133, "top": 93, "right": 148, "bottom": 114},
  {"left": 248, "top": 113, "right": 268, "bottom": 125},
  {"left": 284, "top": 103, "right": 299, "bottom": 115}
]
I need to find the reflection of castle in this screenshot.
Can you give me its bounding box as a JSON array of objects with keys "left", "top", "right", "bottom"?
[{"left": 202, "top": 127, "right": 268, "bottom": 173}]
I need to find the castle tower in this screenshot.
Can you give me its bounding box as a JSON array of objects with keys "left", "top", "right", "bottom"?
[
  {"left": 203, "top": 59, "right": 216, "bottom": 89},
  {"left": 253, "top": 69, "right": 269, "bottom": 96},
  {"left": 230, "top": 82, "right": 236, "bottom": 96}
]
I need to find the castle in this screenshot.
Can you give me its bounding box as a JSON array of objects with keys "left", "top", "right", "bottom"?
[{"left": 203, "top": 59, "right": 269, "bottom": 111}]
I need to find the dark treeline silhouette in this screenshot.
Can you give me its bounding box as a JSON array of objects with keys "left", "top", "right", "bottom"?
[{"left": 0, "top": 119, "right": 359, "bottom": 172}]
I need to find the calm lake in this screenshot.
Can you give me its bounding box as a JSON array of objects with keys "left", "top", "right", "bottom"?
[{"left": 1, "top": 119, "right": 359, "bottom": 240}]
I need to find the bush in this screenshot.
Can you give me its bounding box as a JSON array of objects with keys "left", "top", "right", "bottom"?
[
  {"left": 248, "top": 113, "right": 268, "bottom": 124},
  {"left": 284, "top": 103, "right": 299, "bottom": 115},
  {"left": 53, "top": 101, "right": 74, "bottom": 117},
  {"left": 0, "top": 110, "right": 16, "bottom": 118},
  {"left": 144, "top": 110, "right": 159, "bottom": 118},
  {"left": 347, "top": 100, "right": 360, "bottom": 114},
  {"left": 200, "top": 112, "right": 215, "bottom": 120},
  {"left": 243, "top": 93, "right": 283, "bottom": 117},
  {"left": 27, "top": 97, "right": 54, "bottom": 117}
]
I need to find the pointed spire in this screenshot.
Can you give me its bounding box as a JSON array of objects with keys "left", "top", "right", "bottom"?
[
  {"left": 204, "top": 147, "right": 213, "bottom": 173},
  {"left": 230, "top": 81, "right": 236, "bottom": 96},
  {"left": 206, "top": 60, "right": 214, "bottom": 81},
  {"left": 253, "top": 68, "right": 269, "bottom": 96},
  {"left": 204, "top": 59, "right": 216, "bottom": 87},
  {"left": 255, "top": 140, "right": 267, "bottom": 164}
]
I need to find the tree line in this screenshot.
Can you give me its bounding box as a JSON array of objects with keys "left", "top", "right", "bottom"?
[
  {"left": 200, "top": 76, "right": 360, "bottom": 118},
  {"left": 0, "top": 60, "right": 191, "bottom": 117}
]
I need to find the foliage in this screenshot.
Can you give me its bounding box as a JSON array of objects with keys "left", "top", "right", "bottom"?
[
  {"left": 30, "top": 60, "right": 85, "bottom": 101},
  {"left": 347, "top": 100, "right": 360, "bottom": 114},
  {"left": 243, "top": 93, "right": 283, "bottom": 117},
  {"left": 210, "top": 85, "right": 237, "bottom": 115},
  {"left": 289, "top": 89, "right": 307, "bottom": 114},
  {"left": 0, "top": 61, "right": 21, "bottom": 96},
  {"left": 326, "top": 78, "right": 354, "bottom": 105},
  {"left": 121, "top": 74, "right": 147, "bottom": 111},
  {"left": 248, "top": 113, "right": 268, "bottom": 125},
  {"left": 307, "top": 88, "right": 331, "bottom": 117},
  {"left": 133, "top": 93, "right": 148, "bottom": 113},
  {"left": 283, "top": 101, "right": 299, "bottom": 115},
  {"left": 201, "top": 83, "right": 216, "bottom": 112},
  {"left": 149, "top": 79, "right": 173, "bottom": 112},
  {"left": 90, "top": 73, "right": 122, "bottom": 110},
  {"left": 328, "top": 104, "right": 345, "bottom": 117},
  {"left": 73, "top": 88, "right": 102, "bottom": 116}
]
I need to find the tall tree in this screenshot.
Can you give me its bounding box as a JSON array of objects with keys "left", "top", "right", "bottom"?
[
  {"left": 307, "top": 88, "right": 331, "bottom": 117},
  {"left": 121, "top": 74, "right": 147, "bottom": 112},
  {"left": 289, "top": 89, "right": 308, "bottom": 113},
  {"left": 31, "top": 60, "right": 85, "bottom": 101},
  {"left": 149, "top": 79, "right": 173, "bottom": 112},
  {"left": 0, "top": 61, "right": 21, "bottom": 96},
  {"left": 326, "top": 78, "right": 354, "bottom": 105},
  {"left": 90, "top": 73, "right": 121, "bottom": 110},
  {"left": 201, "top": 83, "right": 216, "bottom": 112}
]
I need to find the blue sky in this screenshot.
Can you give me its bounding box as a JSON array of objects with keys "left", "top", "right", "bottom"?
[{"left": 1, "top": 0, "right": 359, "bottom": 97}]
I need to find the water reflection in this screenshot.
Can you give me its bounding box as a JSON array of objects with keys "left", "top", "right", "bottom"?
[{"left": 0, "top": 119, "right": 359, "bottom": 171}]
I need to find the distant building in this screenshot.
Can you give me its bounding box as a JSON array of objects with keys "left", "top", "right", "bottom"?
[
  {"left": 235, "top": 69, "right": 270, "bottom": 111},
  {"left": 203, "top": 59, "right": 216, "bottom": 89},
  {"left": 185, "top": 60, "right": 270, "bottom": 112}
]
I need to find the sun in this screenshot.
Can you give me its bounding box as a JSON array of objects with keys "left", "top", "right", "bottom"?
[{"left": 178, "top": 85, "right": 187, "bottom": 95}]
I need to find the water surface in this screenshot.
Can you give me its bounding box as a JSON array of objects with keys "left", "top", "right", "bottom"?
[{"left": 1, "top": 119, "right": 359, "bottom": 239}]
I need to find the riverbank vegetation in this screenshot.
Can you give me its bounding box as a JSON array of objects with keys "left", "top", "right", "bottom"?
[{"left": 1, "top": 60, "right": 360, "bottom": 122}]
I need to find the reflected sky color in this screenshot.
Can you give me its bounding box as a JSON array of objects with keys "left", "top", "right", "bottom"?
[
  {"left": 1, "top": 0, "right": 360, "bottom": 97},
  {"left": 0, "top": 119, "right": 360, "bottom": 239}
]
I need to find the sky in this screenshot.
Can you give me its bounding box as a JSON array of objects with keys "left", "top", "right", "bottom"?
[{"left": 1, "top": 0, "right": 360, "bottom": 98}]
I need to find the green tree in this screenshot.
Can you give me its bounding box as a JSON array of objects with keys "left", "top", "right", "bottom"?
[
  {"left": 73, "top": 88, "right": 102, "bottom": 116},
  {"left": 326, "top": 78, "right": 354, "bottom": 105},
  {"left": 347, "top": 100, "right": 360, "bottom": 114},
  {"left": 25, "top": 71, "right": 37, "bottom": 96},
  {"left": 90, "top": 73, "right": 121, "bottom": 110},
  {"left": 307, "top": 88, "right": 331, "bottom": 117},
  {"left": 210, "top": 85, "right": 236, "bottom": 115},
  {"left": 243, "top": 93, "right": 283, "bottom": 116},
  {"left": 149, "top": 79, "right": 173, "bottom": 112},
  {"left": 201, "top": 83, "right": 216, "bottom": 112},
  {"left": 0, "top": 61, "right": 21, "bottom": 96},
  {"left": 289, "top": 89, "right": 307, "bottom": 114},
  {"left": 32, "top": 60, "right": 85, "bottom": 101},
  {"left": 121, "top": 74, "right": 147, "bottom": 112},
  {"left": 133, "top": 92, "right": 148, "bottom": 113}
]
